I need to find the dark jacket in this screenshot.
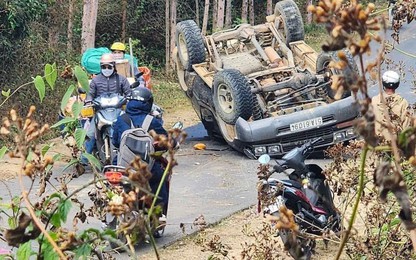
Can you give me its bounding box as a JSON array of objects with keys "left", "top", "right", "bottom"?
[
  {"left": 112, "top": 99, "right": 166, "bottom": 148},
  {"left": 112, "top": 99, "right": 169, "bottom": 208},
  {"left": 87, "top": 72, "right": 131, "bottom": 100}
]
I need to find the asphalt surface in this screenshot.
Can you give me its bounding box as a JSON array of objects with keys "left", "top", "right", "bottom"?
[
  {"left": 367, "top": 21, "right": 416, "bottom": 103},
  {"left": 0, "top": 22, "right": 415, "bottom": 258}
]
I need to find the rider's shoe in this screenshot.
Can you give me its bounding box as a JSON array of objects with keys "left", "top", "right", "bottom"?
[
  {"left": 153, "top": 214, "right": 167, "bottom": 238},
  {"left": 159, "top": 214, "right": 167, "bottom": 224}
]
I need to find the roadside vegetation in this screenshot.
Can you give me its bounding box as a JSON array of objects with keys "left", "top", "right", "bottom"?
[{"left": 1, "top": 0, "right": 416, "bottom": 259}]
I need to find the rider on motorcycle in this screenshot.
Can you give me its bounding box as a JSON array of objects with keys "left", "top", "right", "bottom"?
[
  {"left": 112, "top": 87, "right": 170, "bottom": 219},
  {"left": 83, "top": 53, "right": 131, "bottom": 163},
  {"left": 110, "top": 42, "right": 145, "bottom": 86}
]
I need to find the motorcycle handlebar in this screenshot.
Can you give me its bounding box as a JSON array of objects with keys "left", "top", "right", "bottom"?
[{"left": 300, "top": 137, "right": 323, "bottom": 155}]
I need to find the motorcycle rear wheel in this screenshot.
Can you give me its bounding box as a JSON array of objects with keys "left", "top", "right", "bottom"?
[
  {"left": 108, "top": 217, "right": 127, "bottom": 252},
  {"left": 279, "top": 229, "right": 313, "bottom": 260},
  {"left": 273, "top": 210, "right": 313, "bottom": 260}
]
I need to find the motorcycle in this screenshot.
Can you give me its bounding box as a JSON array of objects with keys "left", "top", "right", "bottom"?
[
  {"left": 99, "top": 122, "right": 183, "bottom": 250},
  {"left": 89, "top": 93, "right": 127, "bottom": 165},
  {"left": 81, "top": 91, "right": 163, "bottom": 167},
  {"left": 100, "top": 165, "right": 165, "bottom": 250},
  {"left": 257, "top": 137, "right": 341, "bottom": 260}
]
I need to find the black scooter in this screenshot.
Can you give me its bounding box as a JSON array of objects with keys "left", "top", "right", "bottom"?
[{"left": 257, "top": 138, "right": 341, "bottom": 260}]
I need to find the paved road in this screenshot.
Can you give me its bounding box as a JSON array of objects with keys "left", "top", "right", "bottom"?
[
  {"left": 0, "top": 22, "right": 414, "bottom": 258},
  {"left": 367, "top": 21, "right": 416, "bottom": 103}
]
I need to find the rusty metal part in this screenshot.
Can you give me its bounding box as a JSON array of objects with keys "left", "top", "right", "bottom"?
[
  {"left": 264, "top": 47, "right": 283, "bottom": 67},
  {"left": 266, "top": 22, "right": 295, "bottom": 67}
]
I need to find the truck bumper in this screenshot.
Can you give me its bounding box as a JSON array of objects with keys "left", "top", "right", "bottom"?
[{"left": 234, "top": 97, "right": 360, "bottom": 156}]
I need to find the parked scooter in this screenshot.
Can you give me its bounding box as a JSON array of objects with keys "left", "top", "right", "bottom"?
[{"left": 258, "top": 137, "right": 341, "bottom": 260}]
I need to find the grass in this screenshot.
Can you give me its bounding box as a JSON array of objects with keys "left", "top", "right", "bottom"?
[
  {"left": 304, "top": 23, "right": 327, "bottom": 52},
  {"left": 152, "top": 79, "right": 192, "bottom": 113}
]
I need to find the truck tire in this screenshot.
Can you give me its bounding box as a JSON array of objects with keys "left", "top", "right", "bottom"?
[
  {"left": 274, "top": 0, "right": 305, "bottom": 46},
  {"left": 175, "top": 20, "right": 206, "bottom": 71},
  {"left": 213, "top": 69, "right": 253, "bottom": 124},
  {"left": 316, "top": 49, "right": 359, "bottom": 99}
]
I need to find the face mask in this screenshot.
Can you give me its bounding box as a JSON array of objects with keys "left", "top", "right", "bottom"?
[
  {"left": 102, "top": 68, "right": 114, "bottom": 77},
  {"left": 112, "top": 53, "right": 124, "bottom": 60}
]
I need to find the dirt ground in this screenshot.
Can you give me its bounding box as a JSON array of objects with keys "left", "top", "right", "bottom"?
[
  {"left": 140, "top": 206, "right": 345, "bottom": 260},
  {"left": 140, "top": 206, "right": 294, "bottom": 260},
  {"left": 0, "top": 104, "right": 200, "bottom": 182}
]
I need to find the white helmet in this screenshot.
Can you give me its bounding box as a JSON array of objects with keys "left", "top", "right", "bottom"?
[{"left": 382, "top": 70, "right": 400, "bottom": 89}]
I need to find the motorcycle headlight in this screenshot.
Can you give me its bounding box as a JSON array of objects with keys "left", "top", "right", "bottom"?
[{"left": 101, "top": 96, "right": 120, "bottom": 107}]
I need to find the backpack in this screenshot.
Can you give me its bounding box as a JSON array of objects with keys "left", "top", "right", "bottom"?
[{"left": 117, "top": 114, "right": 155, "bottom": 169}]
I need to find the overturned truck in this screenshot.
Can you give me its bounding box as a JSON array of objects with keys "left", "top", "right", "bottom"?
[{"left": 174, "top": 0, "right": 359, "bottom": 158}]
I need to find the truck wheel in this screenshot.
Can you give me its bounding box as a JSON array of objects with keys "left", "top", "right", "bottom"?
[
  {"left": 213, "top": 69, "right": 253, "bottom": 124},
  {"left": 274, "top": 0, "right": 305, "bottom": 46},
  {"left": 316, "top": 49, "right": 359, "bottom": 99},
  {"left": 175, "top": 20, "right": 206, "bottom": 71}
]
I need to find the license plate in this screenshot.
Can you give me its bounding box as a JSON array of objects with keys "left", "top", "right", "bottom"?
[
  {"left": 267, "top": 195, "right": 285, "bottom": 214},
  {"left": 290, "top": 117, "right": 323, "bottom": 131}
]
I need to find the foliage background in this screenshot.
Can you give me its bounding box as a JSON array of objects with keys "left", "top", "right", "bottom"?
[
  {"left": 0, "top": 0, "right": 385, "bottom": 136},
  {"left": 0, "top": 0, "right": 284, "bottom": 123}
]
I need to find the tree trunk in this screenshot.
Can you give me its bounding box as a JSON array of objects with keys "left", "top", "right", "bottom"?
[
  {"left": 165, "top": 0, "right": 170, "bottom": 72},
  {"left": 212, "top": 0, "right": 218, "bottom": 30},
  {"left": 121, "top": 0, "right": 127, "bottom": 42},
  {"left": 48, "top": 0, "right": 64, "bottom": 50},
  {"left": 67, "top": 0, "right": 75, "bottom": 53},
  {"left": 202, "top": 0, "right": 210, "bottom": 35},
  {"left": 225, "top": 0, "right": 232, "bottom": 28},
  {"left": 81, "top": 0, "right": 99, "bottom": 53},
  {"left": 307, "top": 0, "right": 313, "bottom": 23},
  {"left": 195, "top": 0, "right": 200, "bottom": 26},
  {"left": 169, "top": 0, "right": 177, "bottom": 72},
  {"left": 248, "top": 0, "right": 254, "bottom": 25},
  {"left": 217, "top": 0, "right": 225, "bottom": 30},
  {"left": 266, "top": 0, "right": 273, "bottom": 16},
  {"left": 241, "top": 0, "right": 248, "bottom": 23}
]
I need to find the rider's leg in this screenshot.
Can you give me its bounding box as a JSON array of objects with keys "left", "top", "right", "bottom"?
[
  {"left": 82, "top": 117, "right": 96, "bottom": 165},
  {"left": 149, "top": 162, "right": 169, "bottom": 238},
  {"left": 149, "top": 162, "right": 169, "bottom": 213}
]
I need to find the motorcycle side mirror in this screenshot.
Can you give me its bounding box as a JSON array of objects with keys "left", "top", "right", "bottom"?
[
  {"left": 258, "top": 154, "right": 270, "bottom": 164},
  {"left": 77, "top": 87, "right": 87, "bottom": 94},
  {"left": 130, "top": 81, "right": 141, "bottom": 89}
]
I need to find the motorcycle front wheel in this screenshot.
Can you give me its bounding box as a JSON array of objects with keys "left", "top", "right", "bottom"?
[{"left": 97, "top": 131, "right": 115, "bottom": 165}]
